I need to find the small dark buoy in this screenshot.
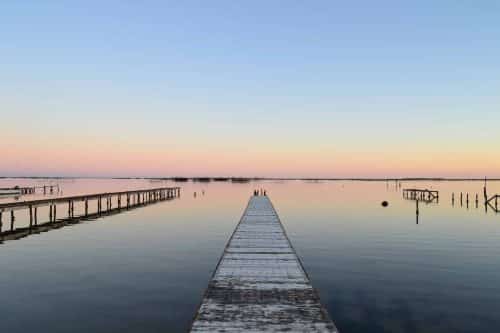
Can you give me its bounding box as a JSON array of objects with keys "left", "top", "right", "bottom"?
[{"left": 381, "top": 201, "right": 389, "bottom": 207}]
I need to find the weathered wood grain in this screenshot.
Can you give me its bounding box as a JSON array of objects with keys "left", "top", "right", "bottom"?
[{"left": 190, "top": 195, "right": 337, "bottom": 332}]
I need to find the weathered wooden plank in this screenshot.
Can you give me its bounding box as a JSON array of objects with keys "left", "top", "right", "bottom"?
[{"left": 190, "top": 195, "right": 338, "bottom": 332}]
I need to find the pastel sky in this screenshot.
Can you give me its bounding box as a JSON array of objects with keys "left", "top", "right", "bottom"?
[{"left": 1, "top": 1, "right": 499, "bottom": 178}]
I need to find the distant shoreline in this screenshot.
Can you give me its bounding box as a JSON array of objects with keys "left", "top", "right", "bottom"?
[{"left": 0, "top": 176, "right": 498, "bottom": 181}]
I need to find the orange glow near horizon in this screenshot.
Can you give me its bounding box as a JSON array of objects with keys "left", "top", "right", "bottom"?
[{"left": 3, "top": 133, "right": 500, "bottom": 178}]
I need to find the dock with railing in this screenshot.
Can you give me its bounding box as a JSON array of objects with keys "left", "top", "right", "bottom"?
[
  {"left": 403, "top": 188, "right": 439, "bottom": 202},
  {"left": 0, "top": 186, "right": 180, "bottom": 242}
]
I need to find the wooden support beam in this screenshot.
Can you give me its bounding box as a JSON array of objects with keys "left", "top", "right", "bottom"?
[
  {"left": 29, "top": 205, "right": 33, "bottom": 229},
  {"left": 10, "top": 211, "right": 15, "bottom": 231}
]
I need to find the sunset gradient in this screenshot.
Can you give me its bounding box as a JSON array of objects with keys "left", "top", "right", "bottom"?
[{"left": 2, "top": 1, "right": 499, "bottom": 178}]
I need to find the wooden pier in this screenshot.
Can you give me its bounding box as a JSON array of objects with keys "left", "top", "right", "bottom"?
[
  {"left": 0, "top": 184, "right": 60, "bottom": 195},
  {"left": 190, "top": 195, "right": 337, "bottom": 332},
  {"left": 403, "top": 188, "right": 439, "bottom": 202},
  {"left": 0, "top": 186, "right": 180, "bottom": 242}
]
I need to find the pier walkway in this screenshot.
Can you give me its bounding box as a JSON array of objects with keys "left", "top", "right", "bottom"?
[
  {"left": 190, "top": 195, "right": 337, "bottom": 332},
  {"left": 0, "top": 187, "right": 180, "bottom": 242}
]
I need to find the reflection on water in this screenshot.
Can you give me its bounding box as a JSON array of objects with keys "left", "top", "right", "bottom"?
[{"left": 1, "top": 178, "right": 500, "bottom": 333}]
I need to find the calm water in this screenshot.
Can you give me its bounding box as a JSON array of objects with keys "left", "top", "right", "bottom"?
[{"left": 1, "top": 178, "right": 500, "bottom": 333}]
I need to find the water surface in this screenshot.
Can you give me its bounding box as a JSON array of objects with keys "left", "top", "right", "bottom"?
[{"left": 1, "top": 178, "right": 499, "bottom": 332}]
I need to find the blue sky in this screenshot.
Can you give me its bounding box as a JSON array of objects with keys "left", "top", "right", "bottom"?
[{"left": 1, "top": 1, "right": 499, "bottom": 177}]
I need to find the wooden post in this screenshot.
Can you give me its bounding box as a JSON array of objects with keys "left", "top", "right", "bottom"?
[
  {"left": 34, "top": 207, "right": 38, "bottom": 225},
  {"left": 71, "top": 200, "right": 74, "bottom": 218},
  {"left": 496, "top": 195, "right": 498, "bottom": 211},
  {"left": 85, "top": 199, "right": 88, "bottom": 216},
  {"left": 50, "top": 204, "right": 53, "bottom": 222},
  {"left": 460, "top": 192, "right": 463, "bottom": 206},
  {"left": 0, "top": 212, "right": 2, "bottom": 233},
  {"left": 68, "top": 201, "right": 71, "bottom": 218},
  {"left": 29, "top": 205, "right": 33, "bottom": 229},
  {"left": 54, "top": 204, "right": 57, "bottom": 222},
  {"left": 10, "top": 211, "right": 15, "bottom": 231}
]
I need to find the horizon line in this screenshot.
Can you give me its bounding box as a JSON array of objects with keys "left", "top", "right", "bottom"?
[{"left": 0, "top": 176, "right": 496, "bottom": 182}]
